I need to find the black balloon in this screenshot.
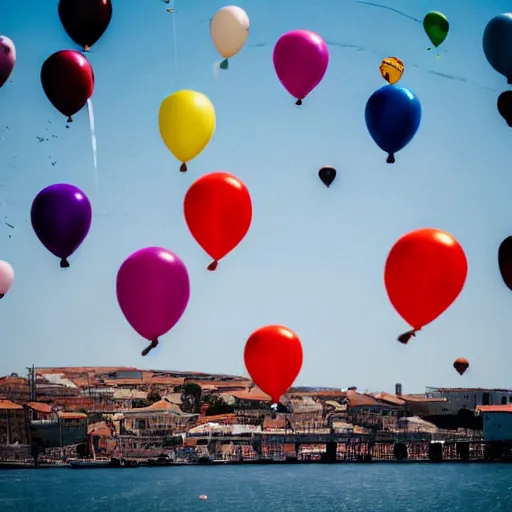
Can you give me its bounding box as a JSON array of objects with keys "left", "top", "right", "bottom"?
[
  {"left": 318, "top": 166, "right": 336, "bottom": 187},
  {"left": 498, "top": 236, "right": 512, "bottom": 290},
  {"left": 497, "top": 91, "right": 512, "bottom": 127},
  {"left": 58, "top": 0, "right": 112, "bottom": 50}
]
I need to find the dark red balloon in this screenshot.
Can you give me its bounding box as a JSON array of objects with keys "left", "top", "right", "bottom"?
[
  {"left": 498, "top": 91, "right": 512, "bottom": 127},
  {"left": 41, "top": 50, "right": 94, "bottom": 122},
  {"left": 58, "top": 0, "right": 112, "bottom": 50},
  {"left": 453, "top": 357, "right": 469, "bottom": 376},
  {"left": 498, "top": 236, "right": 512, "bottom": 290}
]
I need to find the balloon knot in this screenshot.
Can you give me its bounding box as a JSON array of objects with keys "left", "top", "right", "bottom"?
[
  {"left": 220, "top": 59, "right": 229, "bottom": 70},
  {"left": 141, "top": 338, "right": 159, "bottom": 357},
  {"left": 0, "top": 293, "right": 4, "bottom": 299},
  {"left": 295, "top": 99, "right": 303, "bottom": 106},
  {"left": 397, "top": 329, "right": 416, "bottom": 345},
  {"left": 386, "top": 153, "right": 395, "bottom": 164},
  {"left": 180, "top": 163, "right": 187, "bottom": 173},
  {"left": 84, "top": 45, "right": 90, "bottom": 52},
  {"left": 67, "top": 116, "right": 73, "bottom": 123},
  {"left": 60, "top": 258, "right": 70, "bottom": 269},
  {"left": 207, "top": 260, "right": 218, "bottom": 271}
]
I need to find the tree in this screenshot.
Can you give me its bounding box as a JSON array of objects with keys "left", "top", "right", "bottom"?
[
  {"left": 147, "top": 389, "right": 162, "bottom": 405},
  {"left": 204, "top": 396, "right": 234, "bottom": 416},
  {"left": 181, "top": 382, "right": 202, "bottom": 413}
]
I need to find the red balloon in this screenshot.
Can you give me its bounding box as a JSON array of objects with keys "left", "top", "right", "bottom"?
[
  {"left": 385, "top": 228, "right": 467, "bottom": 331},
  {"left": 41, "top": 50, "right": 94, "bottom": 122},
  {"left": 244, "top": 325, "right": 303, "bottom": 404},
  {"left": 184, "top": 172, "right": 252, "bottom": 271}
]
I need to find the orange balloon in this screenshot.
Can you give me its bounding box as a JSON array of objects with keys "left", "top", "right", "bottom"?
[
  {"left": 184, "top": 172, "right": 252, "bottom": 271},
  {"left": 453, "top": 357, "right": 469, "bottom": 376},
  {"left": 244, "top": 325, "right": 303, "bottom": 404},
  {"left": 384, "top": 228, "right": 467, "bottom": 330}
]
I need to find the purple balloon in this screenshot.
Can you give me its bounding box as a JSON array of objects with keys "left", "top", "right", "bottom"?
[
  {"left": 31, "top": 184, "right": 92, "bottom": 268},
  {"left": 0, "top": 36, "right": 15, "bottom": 88},
  {"left": 116, "top": 247, "right": 190, "bottom": 356},
  {"left": 273, "top": 30, "right": 329, "bottom": 105}
]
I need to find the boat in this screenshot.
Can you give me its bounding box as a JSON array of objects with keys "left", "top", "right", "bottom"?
[{"left": 69, "top": 459, "right": 111, "bottom": 469}]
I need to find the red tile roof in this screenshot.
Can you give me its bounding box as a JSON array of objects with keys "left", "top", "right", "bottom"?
[
  {"left": 25, "top": 402, "right": 54, "bottom": 415},
  {"left": 476, "top": 405, "right": 512, "bottom": 413},
  {"left": 291, "top": 390, "right": 346, "bottom": 398},
  {"left": 230, "top": 390, "right": 271, "bottom": 402},
  {"left": 89, "top": 427, "right": 112, "bottom": 437},
  {"left": 58, "top": 412, "right": 87, "bottom": 419},
  {"left": 0, "top": 399, "right": 23, "bottom": 410},
  {"left": 372, "top": 392, "right": 405, "bottom": 406},
  {"left": 197, "top": 414, "right": 237, "bottom": 425},
  {"left": 346, "top": 391, "right": 382, "bottom": 408}
]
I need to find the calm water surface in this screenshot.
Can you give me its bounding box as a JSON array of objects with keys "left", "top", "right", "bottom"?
[{"left": 1, "top": 464, "right": 512, "bottom": 511}]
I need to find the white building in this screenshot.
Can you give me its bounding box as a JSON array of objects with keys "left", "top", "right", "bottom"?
[
  {"left": 476, "top": 405, "right": 512, "bottom": 441},
  {"left": 425, "top": 387, "right": 512, "bottom": 415}
]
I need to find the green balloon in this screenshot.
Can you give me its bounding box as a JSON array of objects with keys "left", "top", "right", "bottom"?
[{"left": 423, "top": 11, "right": 449, "bottom": 48}]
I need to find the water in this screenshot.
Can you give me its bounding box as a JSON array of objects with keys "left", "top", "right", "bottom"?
[{"left": 1, "top": 464, "right": 512, "bottom": 511}]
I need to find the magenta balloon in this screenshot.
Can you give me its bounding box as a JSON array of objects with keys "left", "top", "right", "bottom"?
[
  {"left": 0, "top": 36, "right": 16, "bottom": 88},
  {"left": 273, "top": 30, "right": 329, "bottom": 104},
  {"left": 116, "top": 247, "right": 190, "bottom": 353}
]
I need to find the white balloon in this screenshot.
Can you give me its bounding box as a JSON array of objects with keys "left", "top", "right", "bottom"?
[
  {"left": 0, "top": 260, "right": 14, "bottom": 297},
  {"left": 210, "top": 6, "right": 250, "bottom": 60}
]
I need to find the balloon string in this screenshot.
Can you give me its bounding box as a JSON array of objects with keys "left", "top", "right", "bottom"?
[
  {"left": 213, "top": 60, "right": 221, "bottom": 82},
  {"left": 141, "top": 338, "right": 159, "bottom": 357},
  {"left": 87, "top": 99, "right": 98, "bottom": 191}
]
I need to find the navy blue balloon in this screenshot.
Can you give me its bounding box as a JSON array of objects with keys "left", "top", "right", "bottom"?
[
  {"left": 365, "top": 85, "right": 422, "bottom": 164},
  {"left": 483, "top": 14, "right": 512, "bottom": 84}
]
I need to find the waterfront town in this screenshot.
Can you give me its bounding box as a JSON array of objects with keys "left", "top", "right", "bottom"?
[{"left": 0, "top": 366, "right": 511, "bottom": 467}]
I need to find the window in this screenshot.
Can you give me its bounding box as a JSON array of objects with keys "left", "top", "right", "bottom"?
[{"left": 502, "top": 396, "right": 507, "bottom": 405}]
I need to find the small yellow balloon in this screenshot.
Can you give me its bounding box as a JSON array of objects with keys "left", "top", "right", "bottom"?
[
  {"left": 379, "top": 57, "right": 404, "bottom": 84},
  {"left": 159, "top": 90, "right": 216, "bottom": 172}
]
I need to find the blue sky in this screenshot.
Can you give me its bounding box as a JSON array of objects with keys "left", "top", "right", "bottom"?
[{"left": 1, "top": 0, "right": 511, "bottom": 392}]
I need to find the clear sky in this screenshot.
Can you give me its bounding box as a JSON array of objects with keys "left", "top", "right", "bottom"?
[{"left": 1, "top": 0, "right": 511, "bottom": 393}]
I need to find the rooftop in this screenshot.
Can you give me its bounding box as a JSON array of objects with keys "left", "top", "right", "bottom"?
[
  {"left": 0, "top": 399, "right": 23, "bottom": 410},
  {"left": 476, "top": 405, "right": 512, "bottom": 413}
]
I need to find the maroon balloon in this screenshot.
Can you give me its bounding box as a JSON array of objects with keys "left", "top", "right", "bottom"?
[
  {"left": 498, "top": 91, "right": 512, "bottom": 127},
  {"left": 31, "top": 184, "right": 92, "bottom": 268},
  {"left": 58, "top": 0, "right": 112, "bottom": 51},
  {"left": 41, "top": 50, "right": 94, "bottom": 122}
]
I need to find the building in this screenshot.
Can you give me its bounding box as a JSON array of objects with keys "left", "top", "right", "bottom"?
[
  {"left": 30, "top": 411, "right": 88, "bottom": 448},
  {"left": 121, "top": 398, "right": 197, "bottom": 435},
  {"left": 419, "top": 387, "right": 512, "bottom": 429},
  {"left": 476, "top": 405, "right": 512, "bottom": 442},
  {"left": 0, "top": 399, "right": 29, "bottom": 445},
  {"left": 0, "top": 375, "right": 31, "bottom": 402},
  {"left": 221, "top": 389, "right": 272, "bottom": 411}
]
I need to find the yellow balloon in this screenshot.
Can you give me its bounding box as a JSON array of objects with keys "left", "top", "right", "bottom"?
[
  {"left": 159, "top": 90, "right": 216, "bottom": 172},
  {"left": 379, "top": 57, "right": 404, "bottom": 84}
]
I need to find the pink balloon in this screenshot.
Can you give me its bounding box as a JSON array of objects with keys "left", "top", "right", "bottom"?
[
  {"left": 116, "top": 247, "right": 190, "bottom": 356},
  {"left": 273, "top": 30, "right": 329, "bottom": 105},
  {"left": 0, "top": 36, "right": 16, "bottom": 88}
]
